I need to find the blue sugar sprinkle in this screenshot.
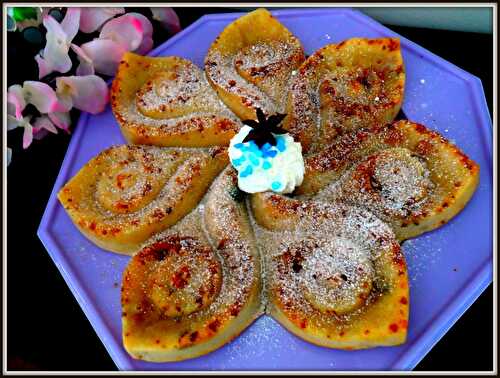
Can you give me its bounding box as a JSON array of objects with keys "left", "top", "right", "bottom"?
[
  {"left": 249, "top": 154, "right": 260, "bottom": 166},
  {"left": 234, "top": 143, "right": 244, "bottom": 149},
  {"left": 262, "top": 143, "right": 272, "bottom": 152},
  {"left": 240, "top": 165, "right": 253, "bottom": 178},
  {"left": 264, "top": 149, "right": 278, "bottom": 158},
  {"left": 271, "top": 181, "right": 281, "bottom": 190},
  {"left": 276, "top": 137, "right": 286, "bottom": 152},
  {"left": 251, "top": 148, "right": 258, "bottom": 154},
  {"left": 262, "top": 161, "right": 272, "bottom": 170},
  {"left": 232, "top": 156, "right": 245, "bottom": 167}
]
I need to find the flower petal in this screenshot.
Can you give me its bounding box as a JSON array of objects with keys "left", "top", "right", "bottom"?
[
  {"left": 33, "top": 115, "right": 58, "bottom": 134},
  {"left": 48, "top": 111, "right": 71, "bottom": 132},
  {"left": 33, "top": 127, "right": 49, "bottom": 140},
  {"left": 71, "top": 43, "right": 95, "bottom": 76},
  {"left": 150, "top": 8, "right": 181, "bottom": 34},
  {"left": 80, "top": 39, "right": 126, "bottom": 76},
  {"left": 79, "top": 7, "right": 124, "bottom": 33},
  {"left": 100, "top": 14, "right": 144, "bottom": 51},
  {"left": 135, "top": 36, "right": 153, "bottom": 55},
  {"left": 56, "top": 75, "right": 109, "bottom": 114},
  {"left": 7, "top": 115, "right": 21, "bottom": 130},
  {"left": 23, "top": 81, "right": 71, "bottom": 113},
  {"left": 23, "top": 123, "right": 33, "bottom": 149},
  {"left": 7, "top": 84, "right": 26, "bottom": 119},
  {"left": 35, "top": 53, "right": 50, "bottom": 79},
  {"left": 40, "top": 14, "right": 72, "bottom": 76},
  {"left": 60, "top": 7, "right": 80, "bottom": 42},
  {"left": 127, "top": 12, "right": 154, "bottom": 55},
  {"left": 128, "top": 12, "right": 154, "bottom": 38},
  {"left": 71, "top": 43, "right": 91, "bottom": 62},
  {"left": 75, "top": 60, "right": 95, "bottom": 76}
]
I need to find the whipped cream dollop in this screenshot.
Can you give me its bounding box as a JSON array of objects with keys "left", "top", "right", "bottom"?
[{"left": 228, "top": 125, "right": 304, "bottom": 194}]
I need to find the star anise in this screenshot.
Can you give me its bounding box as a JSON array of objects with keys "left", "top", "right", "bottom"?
[{"left": 242, "top": 108, "right": 287, "bottom": 147}]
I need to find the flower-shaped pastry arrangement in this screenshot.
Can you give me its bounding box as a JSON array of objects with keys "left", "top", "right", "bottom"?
[{"left": 58, "top": 9, "right": 480, "bottom": 362}]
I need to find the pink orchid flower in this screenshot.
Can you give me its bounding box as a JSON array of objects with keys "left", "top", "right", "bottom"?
[
  {"left": 56, "top": 75, "right": 109, "bottom": 114},
  {"left": 11, "top": 115, "right": 35, "bottom": 149},
  {"left": 22, "top": 81, "right": 72, "bottom": 114},
  {"left": 8, "top": 85, "right": 32, "bottom": 148},
  {"left": 48, "top": 111, "right": 72, "bottom": 132},
  {"left": 8, "top": 82, "right": 70, "bottom": 126},
  {"left": 76, "top": 39, "right": 127, "bottom": 76},
  {"left": 32, "top": 115, "right": 60, "bottom": 141},
  {"left": 7, "top": 84, "right": 26, "bottom": 127},
  {"left": 7, "top": 75, "right": 108, "bottom": 151},
  {"left": 98, "top": 12, "right": 154, "bottom": 56},
  {"left": 8, "top": 82, "right": 72, "bottom": 148},
  {"left": 79, "top": 7, "right": 125, "bottom": 33},
  {"left": 150, "top": 7, "right": 181, "bottom": 35},
  {"left": 76, "top": 12, "right": 153, "bottom": 76},
  {"left": 35, "top": 7, "right": 81, "bottom": 79},
  {"left": 20, "top": 115, "right": 63, "bottom": 149},
  {"left": 70, "top": 44, "right": 95, "bottom": 75}
]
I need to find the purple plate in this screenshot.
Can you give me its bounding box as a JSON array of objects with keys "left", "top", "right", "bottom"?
[{"left": 37, "top": 8, "right": 492, "bottom": 371}]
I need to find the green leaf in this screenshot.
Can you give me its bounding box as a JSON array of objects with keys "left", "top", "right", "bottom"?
[{"left": 11, "top": 7, "right": 38, "bottom": 22}]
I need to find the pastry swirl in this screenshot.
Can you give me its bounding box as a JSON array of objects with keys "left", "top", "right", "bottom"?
[
  {"left": 58, "top": 145, "right": 228, "bottom": 254},
  {"left": 122, "top": 167, "right": 262, "bottom": 362},
  {"left": 284, "top": 38, "right": 405, "bottom": 153},
  {"left": 205, "top": 8, "right": 305, "bottom": 120},
  {"left": 251, "top": 196, "right": 409, "bottom": 349},
  {"left": 297, "top": 120, "right": 480, "bottom": 240},
  {"left": 111, "top": 53, "right": 242, "bottom": 147}
]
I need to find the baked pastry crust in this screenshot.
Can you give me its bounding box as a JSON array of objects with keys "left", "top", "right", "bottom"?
[
  {"left": 58, "top": 145, "right": 228, "bottom": 255},
  {"left": 56, "top": 8, "right": 482, "bottom": 358},
  {"left": 122, "top": 167, "right": 262, "bottom": 361},
  {"left": 111, "top": 53, "right": 242, "bottom": 147},
  {"left": 251, "top": 196, "right": 408, "bottom": 349},
  {"left": 205, "top": 8, "right": 305, "bottom": 120},
  {"left": 297, "top": 120, "right": 480, "bottom": 241},
  {"left": 284, "top": 38, "right": 404, "bottom": 153}
]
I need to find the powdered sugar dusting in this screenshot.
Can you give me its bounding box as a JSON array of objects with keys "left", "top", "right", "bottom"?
[
  {"left": 251, "top": 197, "right": 401, "bottom": 328},
  {"left": 219, "top": 316, "right": 297, "bottom": 368},
  {"left": 205, "top": 40, "right": 304, "bottom": 114},
  {"left": 316, "top": 147, "right": 435, "bottom": 222},
  {"left": 114, "top": 57, "right": 242, "bottom": 136},
  {"left": 284, "top": 40, "right": 404, "bottom": 152}
]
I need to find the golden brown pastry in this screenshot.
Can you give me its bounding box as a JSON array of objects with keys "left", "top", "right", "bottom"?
[
  {"left": 58, "top": 7, "right": 482, "bottom": 359},
  {"left": 204, "top": 8, "right": 305, "bottom": 120},
  {"left": 111, "top": 53, "right": 242, "bottom": 147},
  {"left": 284, "top": 38, "right": 405, "bottom": 153},
  {"left": 58, "top": 145, "right": 228, "bottom": 254},
  {"left": 121, "top": 167, "right": 262, "bottom": 361},
  {"left": 251, "top": 195, "right": 409, "bottom": 349},
  {"left": 296, "top": 120, "right": 480, "bottom": 241}
]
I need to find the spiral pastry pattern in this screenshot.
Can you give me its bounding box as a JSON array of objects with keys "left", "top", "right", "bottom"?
[
  {"left": 58, "top": 145, "right": 228, "bottom": 255},
  {"left": 297, "top": 120, "right": 480, "bottom": 241},
  {"left": 284, "top": 38, "right": 405, "bottom": 153},
  {"left": 111, "top": 53, "right": 242, "bottom": 147},
  {"left": 204, "top": 8, "right": 305, "bottom": 120},
  {"left": 122, "top": 167, "right": 262, "bottom": 362},
  {"left": 55, "top": 8, "right": 482, "bottom": 360},
  {"left": 251, "top": 195, "right": 409, "bottom": 349}
]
